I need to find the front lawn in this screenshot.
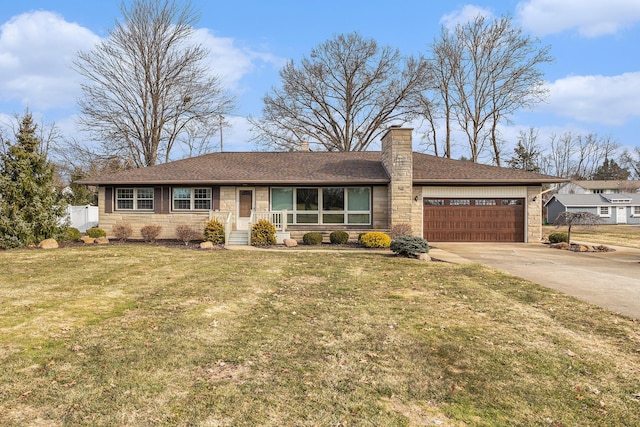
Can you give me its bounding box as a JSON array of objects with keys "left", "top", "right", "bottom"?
[
  {"left": 543, "top": 224, "right": 640, "bottom": 248},
  {"left": 1, "top": 246, "right": 639, "bottom": 426}
]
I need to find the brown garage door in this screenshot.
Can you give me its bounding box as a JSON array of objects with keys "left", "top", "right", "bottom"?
[{"left": 423, "top": 198, "right": 525, "bottom": 242}]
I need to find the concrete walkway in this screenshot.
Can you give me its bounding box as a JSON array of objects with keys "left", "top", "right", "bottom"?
[{"left": 430, "top": 242, "right": 640, "bottom": 320}]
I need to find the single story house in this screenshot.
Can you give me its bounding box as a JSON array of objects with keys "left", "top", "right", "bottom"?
[
  {"left": 78, "top": 127, "right": 564, "bottom": 244},
  {"left": 556, "top": 180, "right": 640, "bottom": 195},
  {"left": 546, "top": 193, "right": 640, "bottom": 225}
]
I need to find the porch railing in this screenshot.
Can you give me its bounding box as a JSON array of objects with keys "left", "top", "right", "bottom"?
[{"left": 209, "top": 210, "right": 232, "bottom": 245}]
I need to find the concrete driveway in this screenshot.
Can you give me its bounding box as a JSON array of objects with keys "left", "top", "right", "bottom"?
[{"left": 429, "top": 242, "right": 640, "bottom": 320}]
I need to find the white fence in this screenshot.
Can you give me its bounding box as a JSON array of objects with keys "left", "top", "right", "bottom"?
[{"left": 65, "top": 205, "right": 99, "bottom": 232}]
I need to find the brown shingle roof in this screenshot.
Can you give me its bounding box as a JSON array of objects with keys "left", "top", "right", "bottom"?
[{"left": 78, "top": 151, "right": 564, "bottom": 186}]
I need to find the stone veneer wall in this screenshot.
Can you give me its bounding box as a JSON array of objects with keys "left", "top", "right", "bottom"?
[
  {"left": 381, "top": 127, "right": 414, "bottom": 233},
  {"left": 527, "top": 186, "right": 543, "bottom": 243},
  {"left": 96, "top": 187, "right": 211, "bottom": 240}
]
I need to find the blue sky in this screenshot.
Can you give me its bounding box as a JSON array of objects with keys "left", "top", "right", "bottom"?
[{"left": 1, "top": 0, "right": 639, "bottom": 160}]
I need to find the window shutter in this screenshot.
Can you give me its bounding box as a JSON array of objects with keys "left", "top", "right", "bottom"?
[
  {"left": 104, "top": 187, "right": 113, "bottom": 213},
  {"left": 154, "top": 187, "right": 163, "bottom": 213},
  {"left": 212, "top": 187, "right": 220, "bottom": 211},
  {"left": 162, "top": 187, "right": 171, "bottom": 213}
]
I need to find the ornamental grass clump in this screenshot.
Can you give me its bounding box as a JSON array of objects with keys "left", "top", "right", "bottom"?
[
  {"left": 302, "top": 232, "right": 323, "bottom": 245},
  {"left": 140, "top": 225, "right": 162, "bottom": 243},
  {"left": 203, "top": 219, "right": 225, "bottom": 244},
  {"left": 329, "top": 231, "right": 349, "bottom": 244},
  {"left": 175, "top": 224, "right": 201, "bottom": 245},
  {"left": 359, "top": 231, "right": 391, "bottom": 248},
  {"left": 112, "top": 223, "right": 133, "bottom": 242},
  {"left": 390, "top": 235, "right": 429, "bottom": 257},
  {"left": 251, "top": 220, "right": 276, "bottom": 246}
]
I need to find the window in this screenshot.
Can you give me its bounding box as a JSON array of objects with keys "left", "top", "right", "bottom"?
[
  {"left": 475, "top": 199, "right": 496, "bottom": 206},
  {"left": 599, "top": 206, "right": 610, "bottom": 217},
  {"left": 450, "top": 199, "right": 471, "bottom": 206},
  {"left": 172, "top": 188, "right": 211, "bottom": 210},
  {"left": 270, "top": 187, "right": 371, "bottom": 225},
  {"left": 116, "top": 188, "right": 154, "bottom": 210},
  {"left": 424, "top": 199, "right": 444, "bottom": 206},
  {"left": 634, "top": 206, "right": 640, "bottom": 217}
]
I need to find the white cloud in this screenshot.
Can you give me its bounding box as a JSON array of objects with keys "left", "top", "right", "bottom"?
[
  {"left": 541, "top": 72, "right": 640, "bottom": 125},
  {"left": 517, "top": 0, "right": 640, "bottom": 37},
  {"left": 194, "top": 28, "right": 284, "bottom": 92},
  {"left": 440, "top": 5, "right": 494, "bottom": 29},
  {"left": 0, "top": 11, "right": 99, "bottom": 110}
]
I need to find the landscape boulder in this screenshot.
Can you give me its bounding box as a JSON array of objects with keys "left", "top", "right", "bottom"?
[
  {"left": 38, "top": 238, "right": 58, "bottom": 249},
  {"left": 283, "top": 238, "right": 298, "bottom": 247},
  {"left": 80, "top": 236, "right": 95, "bottom": 244},
  {"left": 417, "top": 253, "right": 431, "bottom": 261},
  {"left": 95, "top": 237, "right": 110, "bottom": 245},
  {"left": 200, "top": 241, "right": 214, "bottom": 249}
]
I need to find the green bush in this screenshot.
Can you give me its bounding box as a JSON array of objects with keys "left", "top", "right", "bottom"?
[
  {"left": 86, "top": 227, "right": 106, "bottom": 238},
  {"left": 112, "top": 223, "right": 133, "bottom": 242},
  {"left": 203, "top": 219, "right": 225, "bottom": 244},
  {"left": 329, "top": 231, "right": 349, "bottom": 244},
  {"left": 390, "top": 235, "right": 429, "bottom": 257},
  {"left": 359, "top": 231, "right": 391, "bottom": 248},
  {"left": 548, "top": 231, "right": 569, "bottom": 244},
  {"left": 303, "top": 232, "right": 323, "bottom": 245},
  {"left": 62, "top": 227, "right": 81, "bottom": 242},
  {"left": 251, "top": 220, "right": 276, "bottom": 246},
  {"left": 140, "top": 225, "right": 162, "bottom": 243}
]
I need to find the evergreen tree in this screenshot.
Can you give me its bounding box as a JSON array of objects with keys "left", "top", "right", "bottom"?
[
  {"left": 592, "top": 156, "right": 630, "bottom": 181},
  {"left": 0, "top": 113, "right": 67, "bottom": 248},
  {"left": 507, "top": 140, "right": 541, "bottom": 172},
  {"left": 65, "top": 167, "right": 98, "bottom": 206}
]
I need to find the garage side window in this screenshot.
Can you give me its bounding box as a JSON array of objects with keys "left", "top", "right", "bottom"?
[{"left": 598, "top": 206, "right": 610, "bottom": 217}]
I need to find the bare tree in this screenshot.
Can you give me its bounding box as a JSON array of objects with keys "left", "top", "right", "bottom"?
[
  {"left": 621, "top": 147, "right": 640, "bottom": 179},
  {"left": 540, "top": 132, "right": 619, "bottom": 179},
  {"left": 74, "top": 0, "right": 234, "bottom": 167},
  {"left": 427, "top": 15, "right": 552, "bottom": 164},
  {"left": 250, "top": 32, "right": 429, "bottom": 152}
]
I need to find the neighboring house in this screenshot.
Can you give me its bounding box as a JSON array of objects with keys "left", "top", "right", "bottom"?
[
  {"left": 78, "top": 127, "right": 564, "bottom": 243},
  {"left": 556, "top": 180, "right": 640, "bottom": 195},
  {"left": 545, "top": 193, "right": 640, "bottom": 225}
]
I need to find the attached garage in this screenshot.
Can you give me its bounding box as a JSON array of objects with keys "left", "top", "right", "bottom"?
[{"left": 423, "top": 198, "right": 525, "bottom": 242}]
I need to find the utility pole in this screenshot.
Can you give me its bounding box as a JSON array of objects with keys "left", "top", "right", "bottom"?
[{"left": 219, "top": 115, "right": 223, "bottom": 152}]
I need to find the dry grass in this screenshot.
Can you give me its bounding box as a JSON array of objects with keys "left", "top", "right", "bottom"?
[
  {"left": 543, "top": 224, "right": 640, "bottom": 248},
  {"left": 1, "top": 245, "right": 639, "bottom": 426}
]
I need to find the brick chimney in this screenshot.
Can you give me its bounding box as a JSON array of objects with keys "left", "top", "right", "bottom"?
[{"left": 381, "top": 126, "right": 414, "bottom": 229}]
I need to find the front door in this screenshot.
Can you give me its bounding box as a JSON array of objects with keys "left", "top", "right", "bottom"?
[
  {"left": 236, "top": 188, "right": 254, "bottom": 230},
  {"left": 617, "top": 206, "right": 627, "bottom": 224}
]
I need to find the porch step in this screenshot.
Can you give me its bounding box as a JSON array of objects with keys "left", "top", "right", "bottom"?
[{"left": 227, "top": 230, "right": 249, "bottom": 245}]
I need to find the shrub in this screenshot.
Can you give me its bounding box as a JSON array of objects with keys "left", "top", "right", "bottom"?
[
  {"left": 140, "top": 225, "right": 162, "bottom": 243},
  {"left": 303, "top": 232, "right": 323, "bottom": 245},
  {"left": 389, "top": 223, "right": 413, "bottom": 239},
  {"left": 329, "top": 231, "right": 349, "bottom": 244},
  {"left": 203, "top": 219, "right": 225, "bottom": 244},
  {"left": 390, "top": 235, "right": 429, "bottom": 257},
  {"left": 112, "top": 223, "right": 133, "bottom": 242},
  {"left": 86, "top": 227, "right": 106, "bottom": 238},
  {"left": 62, "top": 227, "right": 81, "bottom": 242},
  {"left": 251, "top": 220, "right": 276, "bottom": 246},
  {"left": 175, "top": 224, "right": 201, "bottom": 245},
  {"left": 359, "top": 231, "right": 391, "bottom": 248},
  {"left": 548, "top": 231, "right": 569, "bottom": 244}
]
